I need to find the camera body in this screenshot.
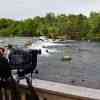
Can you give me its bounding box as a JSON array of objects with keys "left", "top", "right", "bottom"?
[{"left": 8, "top": 48, "right": 41, "bottom": 77}]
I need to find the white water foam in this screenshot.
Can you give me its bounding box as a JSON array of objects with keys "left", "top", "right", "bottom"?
[{"left": 27, "top": 40, "right": 62, "bottom": 57}]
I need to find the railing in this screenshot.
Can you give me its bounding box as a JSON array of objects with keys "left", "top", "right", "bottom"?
[{"left": 1, "top": 79, "right": 100, "bottom": 100}]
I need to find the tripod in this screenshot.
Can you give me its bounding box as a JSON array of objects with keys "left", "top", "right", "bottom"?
[
  {"left": 0, "top": 72, "right": 39, "bottom": 100},
  {"left": 16, "top": 69, "right": 39, "bottom": 100}
]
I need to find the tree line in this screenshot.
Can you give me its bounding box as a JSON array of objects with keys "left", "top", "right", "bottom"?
[{"left": 0, "top": 12, "right": 100, "bottom": 41}]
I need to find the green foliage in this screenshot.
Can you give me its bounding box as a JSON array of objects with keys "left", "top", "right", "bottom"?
[{"left": 0, "top": 12, "right": 100, "bottom": 41}]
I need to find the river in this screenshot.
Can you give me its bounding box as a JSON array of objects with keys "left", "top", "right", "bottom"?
[{"left": 1, "top": 37, "right": 100, "bottom": 89}]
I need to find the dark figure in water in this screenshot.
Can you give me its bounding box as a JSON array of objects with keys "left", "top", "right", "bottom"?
[{"left": 0, "top": 48, "right": 11, "bottom": 80}]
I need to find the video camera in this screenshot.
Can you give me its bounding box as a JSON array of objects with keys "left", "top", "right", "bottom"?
[{"left": 8, "top": 48, "right": 41, "bottom": 79}]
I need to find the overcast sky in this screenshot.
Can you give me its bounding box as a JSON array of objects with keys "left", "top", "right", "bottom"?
[{"left": 0, "top": 0, "right": 100, "bottom": 20}]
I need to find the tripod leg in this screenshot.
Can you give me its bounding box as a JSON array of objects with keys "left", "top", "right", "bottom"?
[
  {"left": 25, "top": 77, "right": 39, "bottom": 100},
  {"left": 30, "top": 73, "right": 32, "bottom": 84},
  {"left": 10, "top": 76, "right": 20, "bottom": 100}
]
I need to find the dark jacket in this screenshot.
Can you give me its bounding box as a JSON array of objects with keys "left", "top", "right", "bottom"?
[{"left": 0, "top": 56, "right": 11, "bottom": 80}]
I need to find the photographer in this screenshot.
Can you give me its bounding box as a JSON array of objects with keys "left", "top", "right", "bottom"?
[{"left": 0, "top": 47, "right": 11, "bottom": 81}]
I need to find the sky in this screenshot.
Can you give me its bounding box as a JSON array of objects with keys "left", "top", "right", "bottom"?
[{"left": 0, "top": 0, "right": 100, "bottom": 20}]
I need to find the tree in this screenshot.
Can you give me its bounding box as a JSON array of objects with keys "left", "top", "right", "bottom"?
[{"left": 88, "top": 12, "right": 100, "bottom": 40}]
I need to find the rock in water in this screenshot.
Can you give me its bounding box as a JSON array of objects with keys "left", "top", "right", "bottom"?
[{"left": 61, "top": 56, "right": 72, "bottom": 61}]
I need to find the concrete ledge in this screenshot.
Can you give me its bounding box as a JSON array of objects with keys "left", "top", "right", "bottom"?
[{"left": 20, "top": 79, "right": 100, "bottom": 100}]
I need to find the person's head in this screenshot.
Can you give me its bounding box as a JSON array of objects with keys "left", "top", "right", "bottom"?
[{"left": 0, "top": 47, "right": 5, "bottom": 56}]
